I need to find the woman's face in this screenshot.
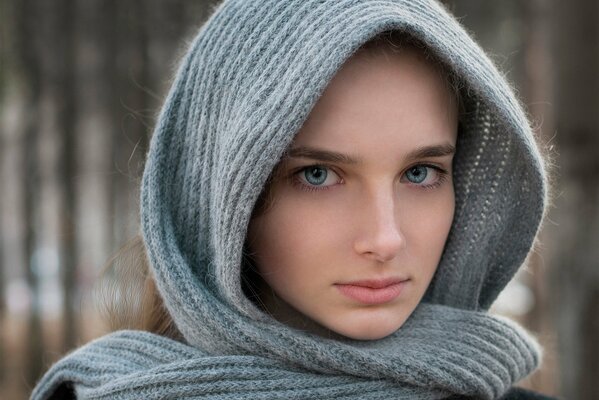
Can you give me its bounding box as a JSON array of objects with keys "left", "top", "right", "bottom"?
[{"left": 246, "top": 45, "right": 458, "bottom": 340}]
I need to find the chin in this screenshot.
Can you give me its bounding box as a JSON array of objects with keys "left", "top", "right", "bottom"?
[
  {"left": 327, "top": 312, "right": 408, "bottom": 341},
  {"left": 346, "top": 329, "right": 397, "bottom": 340}
]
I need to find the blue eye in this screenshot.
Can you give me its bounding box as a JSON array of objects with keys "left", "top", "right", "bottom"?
[
  {"left": 293, "top": 165, "right": 341, "bottom": 192},
  {"left": 304, "top": 166, "right": 328, "bottom": 185},
  {"left": 405, "top": 165, "right": 428, "bottom": 184}
]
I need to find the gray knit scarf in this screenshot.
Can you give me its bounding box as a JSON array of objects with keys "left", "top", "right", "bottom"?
[{"left": 32, "top": 0, "right": 549, "bottom": 399}]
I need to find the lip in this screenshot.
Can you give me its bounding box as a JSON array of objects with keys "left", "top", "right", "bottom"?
[{"left": 334, "top": 277, "right": 409, "bottom": 305}]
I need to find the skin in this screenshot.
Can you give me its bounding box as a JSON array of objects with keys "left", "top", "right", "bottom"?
[{"left": 245, "top": 44, "right": 459, "bottom": 340}]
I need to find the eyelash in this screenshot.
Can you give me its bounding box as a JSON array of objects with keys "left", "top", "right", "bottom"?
[{"left": 290, "top": 164, "right": 449, "bottom": 193}]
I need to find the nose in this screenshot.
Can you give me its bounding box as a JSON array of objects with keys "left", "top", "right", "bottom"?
[{"left": 353, "top": 189, "right": 406, "bottom": 263}]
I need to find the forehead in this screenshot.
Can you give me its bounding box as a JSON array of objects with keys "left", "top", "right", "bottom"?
[{"left": 292, "top": 46, "right": 459, "bottom": 156}]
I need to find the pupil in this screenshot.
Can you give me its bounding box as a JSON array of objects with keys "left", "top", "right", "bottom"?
[{"left": 305, "top": 167, "right": 327, "bottom": 185}]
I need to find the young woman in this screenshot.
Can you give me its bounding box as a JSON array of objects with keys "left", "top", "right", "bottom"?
[{"left": 32, "top": 0, "right": 556, "bottom": 399}]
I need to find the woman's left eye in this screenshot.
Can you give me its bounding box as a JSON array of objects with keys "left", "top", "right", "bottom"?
[
  {"left": 293, "top": 165, "right": 341, "bottom": 192},
  {"left": 401, "top": 165, "right": 448, "bottom": 189}
]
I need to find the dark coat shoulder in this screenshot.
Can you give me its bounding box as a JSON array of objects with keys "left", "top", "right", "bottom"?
[
  {"left": 499, "top": 387, "right": 559, "bottom": 400},
  {"left": 445, "top": 387, "right": 559, "bottom": 400},
  {"left": 47, "top": 382, "right": 76, "bottom": 400}
]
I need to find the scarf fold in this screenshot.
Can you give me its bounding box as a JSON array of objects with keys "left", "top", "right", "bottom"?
[{"left": 31, "top": 304, "right": 540, "bottom": 400}]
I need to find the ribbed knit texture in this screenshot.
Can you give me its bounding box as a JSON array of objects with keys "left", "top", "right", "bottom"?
[
  {"left": 32, "top": 0, "right": 549, "bottom": 399},
  {"left": 32, "top": 305, "right": 541, "bottom": 399}
]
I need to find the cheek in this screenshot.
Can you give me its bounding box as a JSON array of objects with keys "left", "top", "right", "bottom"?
[
  {"left": 402, "top": 188, "right": 455, "bottom": 263},
  {"left": 247, "top": 193, "right": 344, "bottom": 285}
]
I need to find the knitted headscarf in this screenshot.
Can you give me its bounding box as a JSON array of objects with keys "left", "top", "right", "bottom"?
[{"left": 32, "top": 0, "right": 549, "bottom": 399}]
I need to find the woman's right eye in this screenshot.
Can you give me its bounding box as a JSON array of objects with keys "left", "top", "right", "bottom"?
[{"left": 293, "top": 165, "right": 341, "bottom": 192}]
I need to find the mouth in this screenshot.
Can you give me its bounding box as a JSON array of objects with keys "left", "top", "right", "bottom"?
[{"left": 334, "top": 277, "right": 409, "bottom": 305}]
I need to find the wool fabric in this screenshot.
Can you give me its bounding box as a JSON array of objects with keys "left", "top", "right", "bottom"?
[{"left": 32, "top": 0, "right": 549, "bottom": 399}]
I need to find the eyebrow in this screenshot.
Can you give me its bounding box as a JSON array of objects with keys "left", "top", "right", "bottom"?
[{"left": 285, "top": 143, "right": 456, "bottom": 165}]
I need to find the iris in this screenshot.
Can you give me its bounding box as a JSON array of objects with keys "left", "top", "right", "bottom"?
[
  {"left": 406, "top": 165, "right": 427, "bottom": 183},
  {"left": 304, "top": 167, "right": 327, "bottom": 185}
]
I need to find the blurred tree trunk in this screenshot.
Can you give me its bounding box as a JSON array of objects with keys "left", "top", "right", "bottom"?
[
  {"left": 0, "top": 134, "right": 4, "bottom": 383},
  {"left": 549, "top": 0, "right": 599, "bottom": 398},
  {"left": 520, "top": 0, "right": 558, "bottom": 395},
  {"left": 0, "top": 0, "right": 7, "bottom": 382},
  {"left": 53, "top": 0, "right": 78, "bottom": 352},
  {"left": 74, "top": 0, "right": 117, "bottom": 334},
  {"left": 0, "top": 165, "right": 4, "bottom": 383},
  {"left": 15, "top": 0, "right": 44, "bottom": 386}
]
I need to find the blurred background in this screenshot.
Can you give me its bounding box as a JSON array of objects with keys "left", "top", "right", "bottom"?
[{"left": 0, "top": 0, "right": 597, "bottom": 399}]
